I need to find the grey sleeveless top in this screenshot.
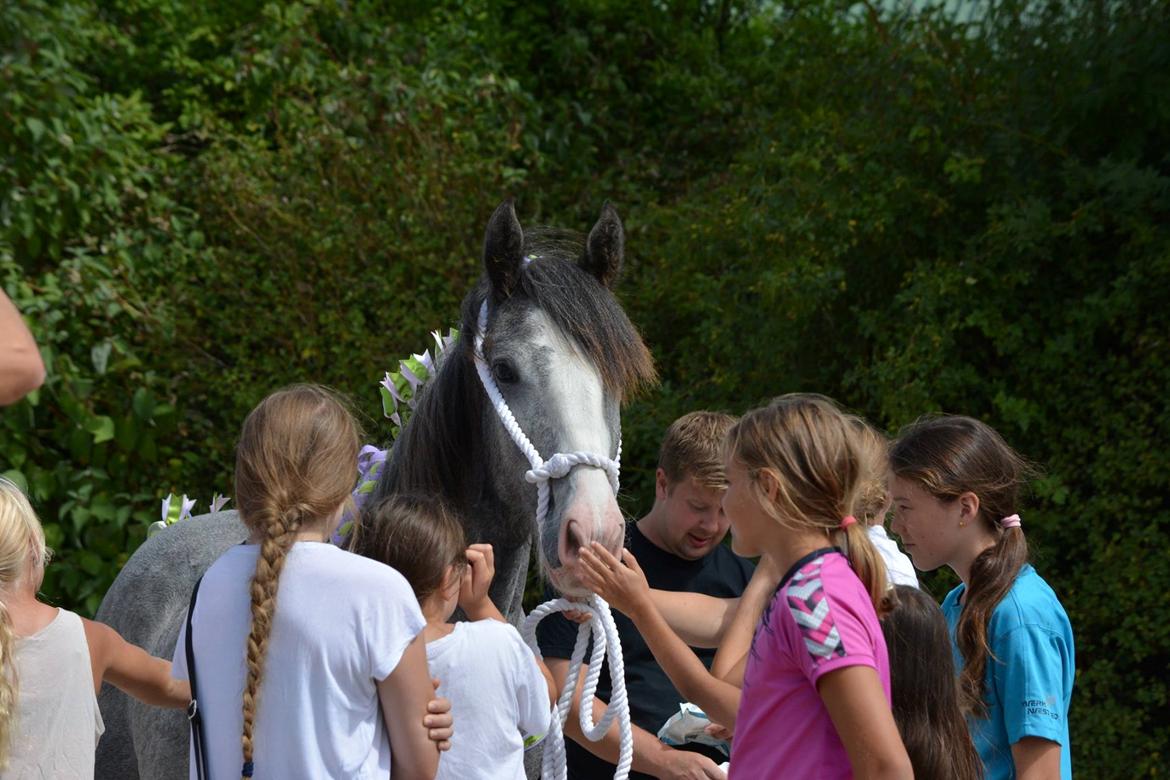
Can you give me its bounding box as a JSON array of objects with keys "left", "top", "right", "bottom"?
[{"left": 6, "top": 609, "right": 104, "bottom": 779}]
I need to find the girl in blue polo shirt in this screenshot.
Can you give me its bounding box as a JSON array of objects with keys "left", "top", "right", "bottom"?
[{"left": 888, "top": 415, "right": 1074, "bottom": 779}]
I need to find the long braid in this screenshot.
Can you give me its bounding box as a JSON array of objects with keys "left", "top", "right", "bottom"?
[
  {"left": 239, "top": 504, "right": 303, "bottom": 777},
  {"left": 229, "top": 385, "right": 359, "bottom": 778}
]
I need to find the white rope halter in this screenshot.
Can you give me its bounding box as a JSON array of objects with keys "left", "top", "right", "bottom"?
[{"left": 472, "top": 289, "right": 633, "bottom": 780}]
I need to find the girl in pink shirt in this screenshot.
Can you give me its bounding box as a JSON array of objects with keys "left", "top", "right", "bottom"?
[
  {"left": 719, "top": 395, "right": 911, "bottom": 779},
  {"left": 584, "top": 396, "right": 912, "bottom": 779}
]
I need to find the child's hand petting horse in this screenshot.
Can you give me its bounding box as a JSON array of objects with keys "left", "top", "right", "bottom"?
[
  {"left": 459, "top": 543, "right": 503, "bottom": 621},
  {"left": 580, "top": 542, "right": 653, "bottom": 620}
]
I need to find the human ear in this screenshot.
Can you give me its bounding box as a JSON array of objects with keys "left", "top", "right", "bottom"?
[
  {"left": 958, "top": 491, "right": 981, "bottom": 526},
  {"left": 655, "top": 468, "right": 669, "bottom": 502},
  {"left": 756, "top": 468, "right": 782, "bottom": 503}
]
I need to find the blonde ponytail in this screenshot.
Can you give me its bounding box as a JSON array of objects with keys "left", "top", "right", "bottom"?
[
  {"left": 232, "top": 386, "right": 360, "bottom": 777},
  {"left": 0, "top": 477, "right": 48, "bottom": 768}
]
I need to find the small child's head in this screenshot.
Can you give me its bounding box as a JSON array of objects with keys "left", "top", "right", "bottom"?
[
  {"left": 723, "top": 394, "right": 890, "bottom": 611},
  {"left": 889, "top": 414, "right": 1033, "bottom": 716},
  {"left": 880, "top": 585, "right": 982, "bottom": 780},
  {"left": 352, "top": 494, "right": 468, "bottom": 617},
  {"left": 0, "top": 477, "right": 47, "bottom": 592},
  {"left": 234, "top": 384, "right": 360, "bottom": 541}
]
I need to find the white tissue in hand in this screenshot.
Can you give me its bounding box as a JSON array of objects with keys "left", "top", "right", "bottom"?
[{"left": 656, "top": 703, "right": 730, "bottom": 757}]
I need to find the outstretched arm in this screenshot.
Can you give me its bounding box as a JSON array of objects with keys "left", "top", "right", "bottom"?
[
  {"left": 647, "top": 589, "right": 740, "bottom": 649},
  {"left": 581, "top": 544, "right": 741, "bottom": 728},
  {"left": 82, "top": 618, "right": 190, "bottom": 708},
  {"left": 0, "top": 289, "right": 44, "bottom": 405}
]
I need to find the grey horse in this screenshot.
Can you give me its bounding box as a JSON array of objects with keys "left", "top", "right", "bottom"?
[{"left": 94, "top": 200, "right": 656, "bottom": 778}]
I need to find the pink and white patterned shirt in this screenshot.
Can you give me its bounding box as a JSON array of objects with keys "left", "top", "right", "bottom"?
[{"left": 730, "top": 548, "right": 891, "bottom": 780}]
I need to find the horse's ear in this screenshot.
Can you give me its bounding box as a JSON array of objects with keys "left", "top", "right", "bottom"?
[
  {"left": 483, "top": 199, "right": 525, "bottom": 300},
  {"left": 582, "top": 202, "right": 624, "bottom": 288}
]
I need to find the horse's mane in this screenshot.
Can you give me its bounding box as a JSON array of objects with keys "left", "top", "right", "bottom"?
[{"left": 373, "top": 226, "right": 656, "bottom": 511}]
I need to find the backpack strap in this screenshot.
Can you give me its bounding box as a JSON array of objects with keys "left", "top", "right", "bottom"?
[{"left": 186, "top": 575, "right": 210, "bottom": 780}]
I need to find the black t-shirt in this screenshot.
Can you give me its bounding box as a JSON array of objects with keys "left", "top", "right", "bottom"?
[{"left": 536, "top": 522, "right": 755, "bottom": 779}]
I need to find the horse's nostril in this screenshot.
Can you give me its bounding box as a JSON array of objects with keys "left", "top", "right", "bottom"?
[{"left": 565, "top": 522, "right": 584, "bottom": 558}]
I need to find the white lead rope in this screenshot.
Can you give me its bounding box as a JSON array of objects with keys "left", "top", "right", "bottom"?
[
  {"left": 522, "top": 595, "right": 633, "bottom": 780},
  {"left": 473, "top": 296, "right": 633, "bottom": 780}
]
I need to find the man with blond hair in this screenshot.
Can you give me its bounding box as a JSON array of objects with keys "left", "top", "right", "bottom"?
[{"left": 538, "top": 411, "right": 754, "bottom": 779}]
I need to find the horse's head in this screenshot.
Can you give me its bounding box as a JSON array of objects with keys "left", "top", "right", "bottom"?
[{"left": 472, "top": 200, "right": 655, "bottom": 595}]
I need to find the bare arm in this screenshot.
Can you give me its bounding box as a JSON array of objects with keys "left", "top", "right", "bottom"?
[
  {"left": 710, "top": 554, "right": 782, "bottom": 681},
  {"left": 378, "top": 633, "right": 440, "bottom": 780},
  {"left": 547, "top": 658, "right": 726, "bottom": 780},
  {"left": 1012, "top": 737, "right": 1062, "bottom": 780},
  {"left": 0, "top": 289, "right": 44, "bottom": 405},
  {"left": 819, "top": 666, "right": 913, "bottom": 780},
  {"left": 648, "top": 590, "right": 739, "bottom": 649},
  {"left": 581, "top": 545, "right": 740, "bottom": 727},
  {"left": 82, "top": 619, "right": 190, "bottom": 708}
]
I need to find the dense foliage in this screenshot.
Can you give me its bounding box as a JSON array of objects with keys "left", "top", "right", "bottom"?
[{"left": 2, "top": 0, "right": 1166, "bottom": 773}]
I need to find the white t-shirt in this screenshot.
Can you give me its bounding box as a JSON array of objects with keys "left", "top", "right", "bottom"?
[
  {"left": 173, "top": 542, "right": 425, "bottom": 780},
  {"left": 427, "top": 620, "right": 551, "bottom": 780},
  {"left": 867, "top": 525, "right": 920, "bottom": 588}
]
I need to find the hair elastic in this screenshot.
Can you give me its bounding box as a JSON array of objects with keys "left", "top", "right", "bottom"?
[
  {"left": 1000, "top": 513, "right": 1022, "bottom": 529},
  {"left": 840, "top": 515, "right": 857, "bottom": 530}
]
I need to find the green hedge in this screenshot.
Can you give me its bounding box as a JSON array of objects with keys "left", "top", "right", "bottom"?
[{"left": 2, "top": 0, "right": 1166, "bottom": 774}]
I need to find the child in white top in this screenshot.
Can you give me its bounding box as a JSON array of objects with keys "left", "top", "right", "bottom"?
[
  {"left": 352, "top": 493, "right": 556, "bottom": 780},
  {"left": 172, "top": 385, "right": 439, "bottom": 779},
  {"left": 0, "top": 477, "right": 189, "bottom": 778}
]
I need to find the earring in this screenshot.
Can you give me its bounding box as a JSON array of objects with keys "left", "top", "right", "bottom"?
[{"left": 959, "top": 521, "right": 966, "bottom": 528}]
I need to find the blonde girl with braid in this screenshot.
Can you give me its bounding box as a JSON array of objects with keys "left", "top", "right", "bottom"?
[
  {"left": 171, "top": 385, "right": 439, "bottom": 780},
  {"left": 890, "top": 415, "right": 1074, "bottom": 780},
  {"left": 0, "top": 477, "right": 189, "bottom": 777}
]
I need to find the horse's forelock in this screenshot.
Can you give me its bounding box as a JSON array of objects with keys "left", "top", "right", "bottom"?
[{"left": 482, "top": 229, "right": 656, "bottom": 400}]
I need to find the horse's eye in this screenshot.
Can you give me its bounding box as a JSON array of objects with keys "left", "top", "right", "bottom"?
[{"left": 491, "top": 360, "right": 518, "bottom": 384}]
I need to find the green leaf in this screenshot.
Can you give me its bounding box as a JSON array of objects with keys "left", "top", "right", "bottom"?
[
  {"left": 26, "top": 117, "right": 45, "bottom": 141},
  {"left": 85, "top": 415, "right": 116, "bottom": 444}
]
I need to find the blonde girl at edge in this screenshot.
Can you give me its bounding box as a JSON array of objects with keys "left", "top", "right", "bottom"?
[
  {"left": 0, "top": 477, "right": 189, "bottom": 778},
  {"left": 171, "top": 385, "right": 439, "bottom": 780}
]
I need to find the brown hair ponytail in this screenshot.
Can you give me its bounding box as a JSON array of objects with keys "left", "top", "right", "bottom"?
[
  {"left": 233, "top": 386, "right": 360, "bottom": 777},
  {"left": 890, "top": 415, "right": 1033, "bottom": 717},
  {"left": 726, "top": 394, "right": 892, "bottom": 615}
]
